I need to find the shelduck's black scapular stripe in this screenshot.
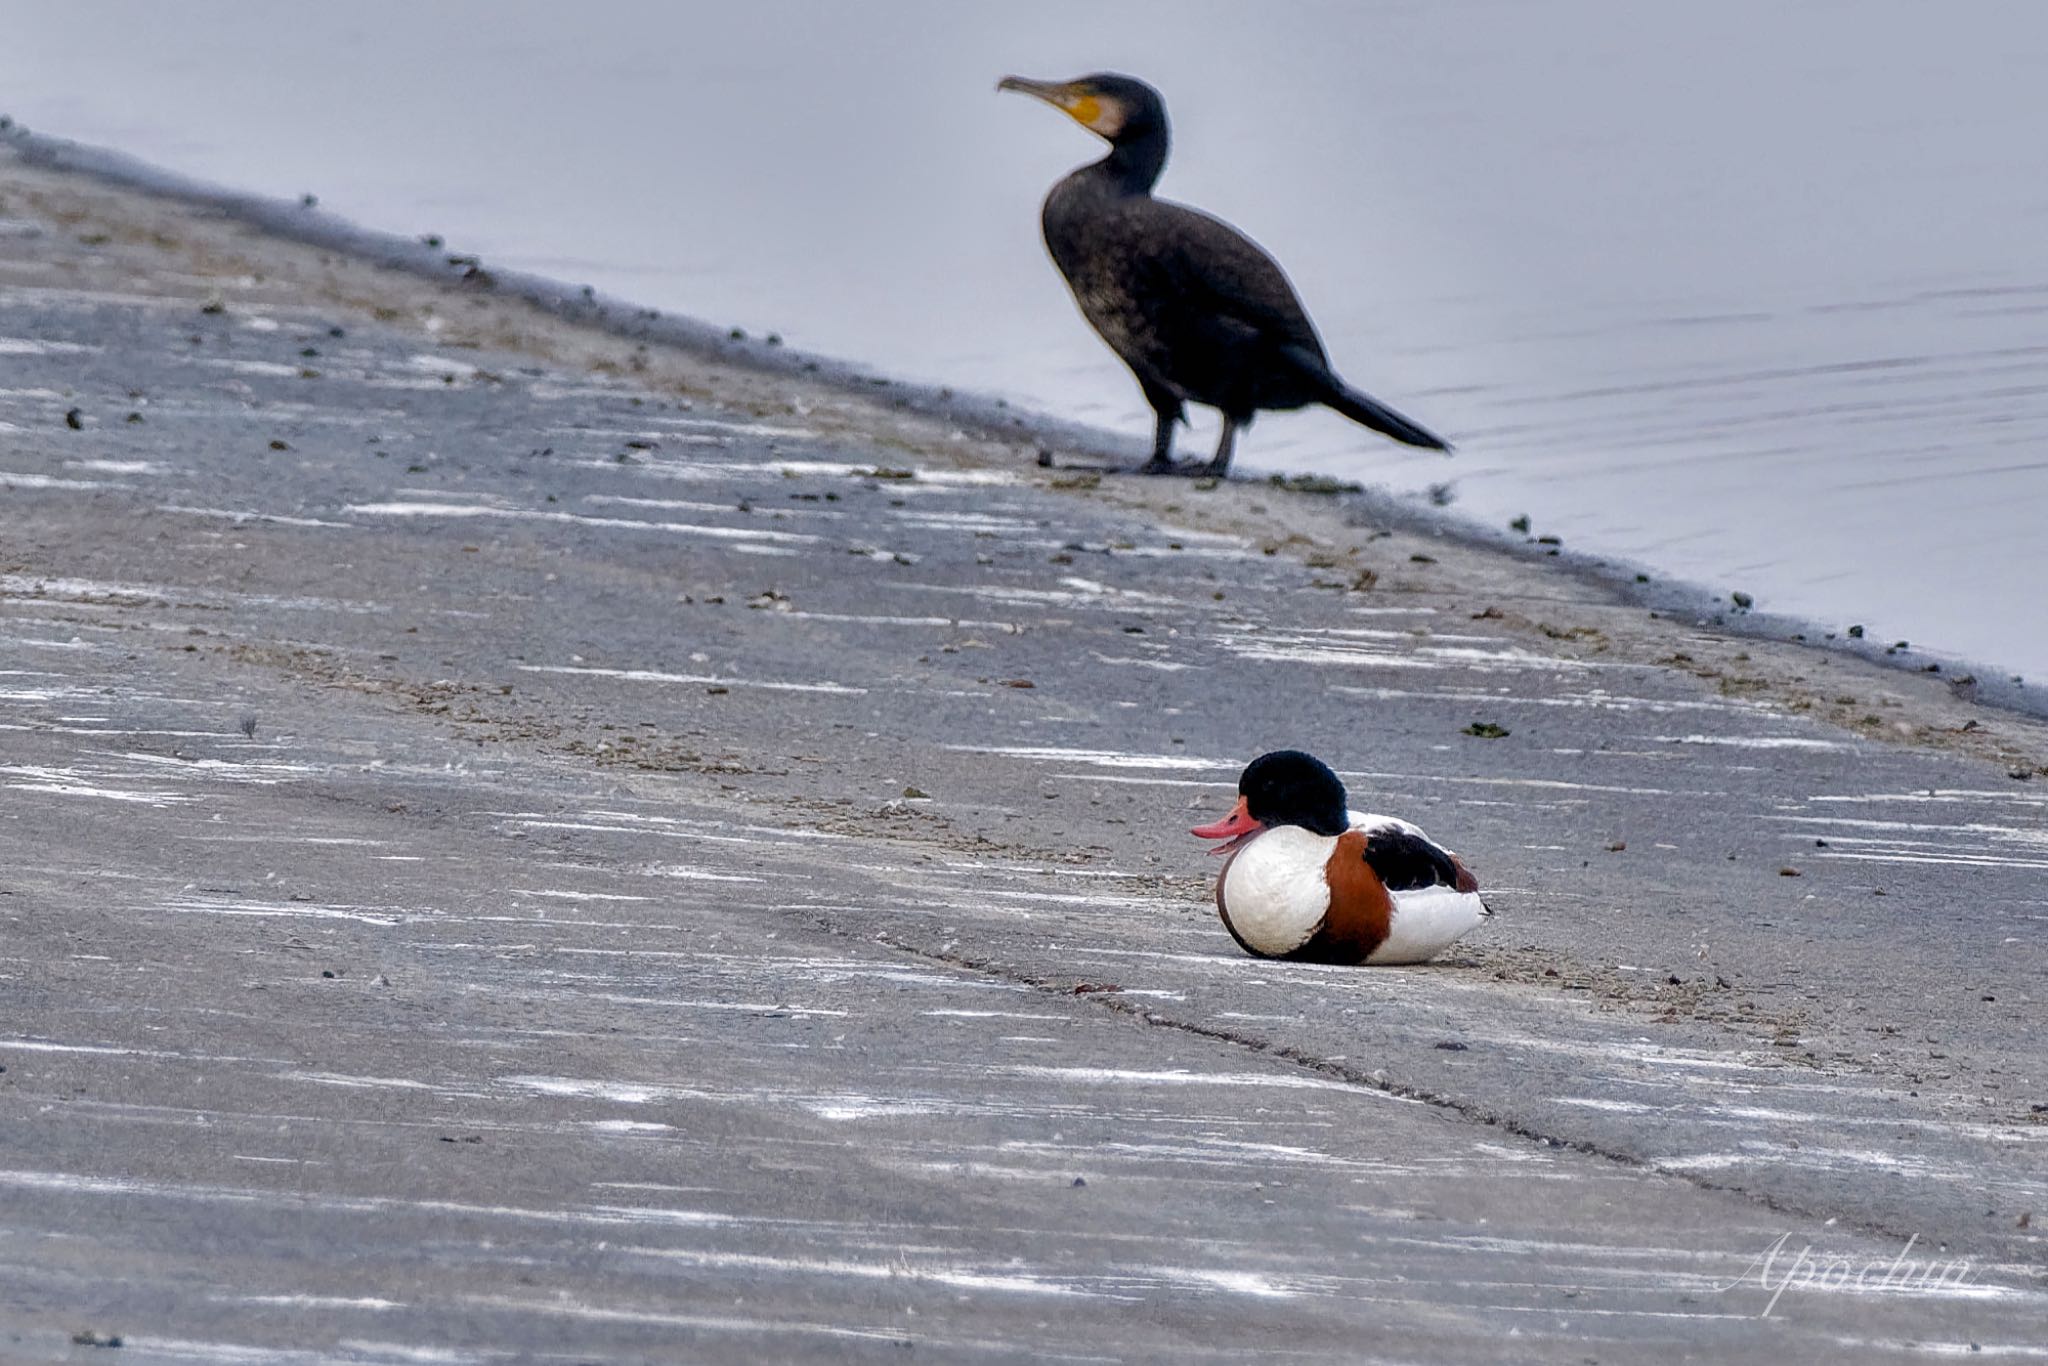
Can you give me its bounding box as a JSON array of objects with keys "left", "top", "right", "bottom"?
[{"left": 1360, "top": 826, "right": 1478, "bottom": 894}]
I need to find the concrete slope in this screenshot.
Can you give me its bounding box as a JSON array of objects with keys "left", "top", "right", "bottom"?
[{"left": 2, "top": 152, "right": 2044, "bottom": 1362}]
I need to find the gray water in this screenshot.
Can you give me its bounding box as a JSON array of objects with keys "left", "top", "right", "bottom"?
[{"left": 5, "top": 1, "right": 2045, "bottom": 679}]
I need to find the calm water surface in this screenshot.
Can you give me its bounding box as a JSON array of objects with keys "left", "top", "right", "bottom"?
[{"left": 5, "top": 1, "right": 2045, "bottom": 677}]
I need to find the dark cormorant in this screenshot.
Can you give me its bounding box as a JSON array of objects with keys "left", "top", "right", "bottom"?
[{"left": 998, "top": 72, "right": 1448, "bottom": 475}]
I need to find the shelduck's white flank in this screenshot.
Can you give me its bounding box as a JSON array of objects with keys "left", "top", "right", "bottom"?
[{"left": 1364, "top": 882, "right": 1490, "bottom": 965}]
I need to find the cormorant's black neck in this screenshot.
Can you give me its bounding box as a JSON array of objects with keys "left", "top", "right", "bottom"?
[{"left": 1097, "top": 124, "right": 1168, "bottom": 196}]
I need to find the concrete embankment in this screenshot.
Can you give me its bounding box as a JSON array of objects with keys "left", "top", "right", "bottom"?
[{"left": 2, "top": 148, "right": 2043, "bottom": 1363}]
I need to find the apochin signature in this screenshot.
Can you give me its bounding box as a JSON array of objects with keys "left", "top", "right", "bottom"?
[{"left": 1721, "top": 1232, "right": 1975, "bottom": 1318}]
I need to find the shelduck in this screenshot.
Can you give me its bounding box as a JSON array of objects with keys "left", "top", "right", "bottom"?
[{"left": 1190, "top": 750, "right": 1490, "bottom": 964}]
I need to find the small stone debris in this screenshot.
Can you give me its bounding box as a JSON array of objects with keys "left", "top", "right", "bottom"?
[
  {"left": 1731, "top": 591, "right": 1755, "bottom": 611},
  {"left": 1463, "top": 722, "right": 1510, "bottom": 739},
  {"left": 1667, "top": 974, "right": 1684, "bottom": 986},
  {"left": 999, "top": 678, "right": 1036, "bottom": 689},
  {"left": 1510, "top": 514, "right": 1531, "bottom": 533},
  {"left": 1071, "top": 1176, "right": 1088, "bottom": 1188},
  {"left": 705, "top": 685, "right": 729, "bottom": 696},
  {"left": 1071, "top": 982, "right": 1120, "bottom": 995},
  {"left": 901, "top": 786, "right": 931, "bottom": 800},
  {"left": 268, "top": 439, "right": 290, "bottom": 451},
  {"left": 1266, "top": 472, "right": 1361, "bottom": 496},
  {"left": 1606, "top": 840, "right": 1627, "bottom": 853},
  {"left": 438, "top": 1133, "right": 484, "bottom": 1144},
  {"left": 1409, "top": 553, "right": 1436, "bottom": 564},
  {"left": 1779, "top": 867, "right": 1802, "bottom": 877},
  {"left": 71, "top": 1329, "right": 122, "bottom": 1349},
  {"left": 1433, "top": 1040, "right": 1469, "bottom": 1052},
  {"left": 63, "top": 407, "right": 82, "bottom": 430}
]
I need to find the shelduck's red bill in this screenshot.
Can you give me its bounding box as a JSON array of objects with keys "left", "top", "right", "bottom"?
[{"left": 1190, "top": 796, "right": 1265, "bottom": 855}]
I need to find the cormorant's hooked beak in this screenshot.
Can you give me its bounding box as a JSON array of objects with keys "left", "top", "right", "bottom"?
[{"left": 997, "top": 75, "right": 1117, "bottom": 138}]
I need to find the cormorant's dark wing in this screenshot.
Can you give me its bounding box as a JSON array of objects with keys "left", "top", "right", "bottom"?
[
  {"left": 1121, "top": 200, "right": 1328, "bottom": 358},
  {"left": 1113, "top": 204, "right": 1449, "bottom": 451}
]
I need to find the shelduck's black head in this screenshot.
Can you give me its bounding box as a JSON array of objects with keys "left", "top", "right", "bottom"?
[
  {"left": 996, "top": 72, "right": 1168, "bottom": 148},
  {"left": 1191, "top": 749, "right": 1350, "bottom": 854},
  {"left": 1238, "top": 750, "right": 1350, "bottom": 836}
]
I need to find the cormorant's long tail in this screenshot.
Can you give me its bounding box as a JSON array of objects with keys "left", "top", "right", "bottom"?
[
  {"left": 1281, "top": 345, "right": 1451, "bottom": 452},
  {"left": 1324, "top": 381, "right": 1450, "bottom": 451}
]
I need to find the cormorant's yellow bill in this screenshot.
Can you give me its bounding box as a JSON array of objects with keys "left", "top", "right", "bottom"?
[{"left": 997, "top": 76, "right": 1120, "bottom": 139}]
